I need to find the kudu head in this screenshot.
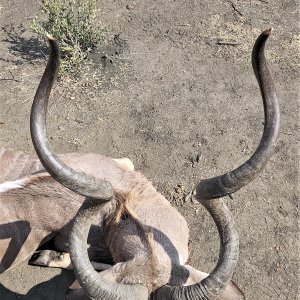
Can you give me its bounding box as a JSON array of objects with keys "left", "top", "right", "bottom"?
[{"left": 30, "top": 29, "right": 279, "bottom": 300}]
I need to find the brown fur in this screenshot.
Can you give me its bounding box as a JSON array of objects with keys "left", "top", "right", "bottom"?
[
  {"left": 0, "top": 152, "right": 244, "bottom": 299},
  {"left": 0, "top": 149, "right": 41, "bottom": 183},
  {"left": 114, "top": 191, "right": 156, "bottom": 257},
  {"left": 110, "top": 191, "right": 159, "bottom": 288}
]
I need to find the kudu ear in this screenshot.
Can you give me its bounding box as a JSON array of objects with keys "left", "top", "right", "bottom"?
[
  {"left": 184, "top": 265, "right": 245, "bottom": 300},
  {"left": 112, "top": 157, "right": 135, "bottom": 171}
]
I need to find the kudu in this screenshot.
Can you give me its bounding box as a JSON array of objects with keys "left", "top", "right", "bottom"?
[{"left": 0, "top": 28, "right": 279, "bottom": 300}]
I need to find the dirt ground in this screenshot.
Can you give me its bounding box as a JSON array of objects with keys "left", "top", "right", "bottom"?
[{"left": 0, "top": 0, "right": 299, "bottom": 299}]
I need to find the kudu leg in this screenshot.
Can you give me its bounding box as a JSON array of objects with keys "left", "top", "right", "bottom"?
[{"left": 30, "top": 249, "right": 113, "bottom": 271}]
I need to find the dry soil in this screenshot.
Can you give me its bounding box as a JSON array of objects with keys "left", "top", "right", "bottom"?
[{"left": 0, "top": 0, "right": 299, "bottom": 299}]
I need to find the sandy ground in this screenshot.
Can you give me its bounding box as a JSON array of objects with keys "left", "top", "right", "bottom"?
[{"left": 0, "top": 0, "right": 299, "bottom": 299}]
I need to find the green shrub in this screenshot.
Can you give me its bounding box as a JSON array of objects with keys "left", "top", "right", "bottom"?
[{"left": 31, "top": 0, "right": 106, "bottom": 75}]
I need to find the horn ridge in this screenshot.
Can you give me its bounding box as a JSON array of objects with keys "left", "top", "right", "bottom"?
[
  {"left": 195, "top": 28, "right": 280, "bottom": 200},
  {"left": 30, "top": 36, "right": 113, "bottom": 201}
]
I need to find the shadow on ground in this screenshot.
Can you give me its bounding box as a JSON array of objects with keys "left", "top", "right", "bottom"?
[
  {"left": 0, "top": 270, "right": 75, "bottom": 300},
  {"left": 1, "top": 24, "right": 47, "bottom": 64}
]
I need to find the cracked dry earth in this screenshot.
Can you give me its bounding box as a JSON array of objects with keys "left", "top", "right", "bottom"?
[{"left": 0, "top": 0, "right": 299, "bottom": 299}]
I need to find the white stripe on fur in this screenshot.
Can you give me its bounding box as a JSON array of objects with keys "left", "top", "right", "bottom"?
[{"left": 0, "top": 179, "right": 25, "bottom": 193}]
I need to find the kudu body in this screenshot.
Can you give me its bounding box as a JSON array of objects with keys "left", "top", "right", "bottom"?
[
  {"left": 0, "top": 150, "right": 119, "bottom": 272},
  {"left": 0, "top": 28, "right": 279, "bottom": 300},
  {"left": 0, "top": 148, "right": 241, "bottom": 299}
]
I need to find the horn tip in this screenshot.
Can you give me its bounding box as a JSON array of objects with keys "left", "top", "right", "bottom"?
[
  {"left": 47, "top": 34, "right": 55, "bottom": 41},
  {"left": 263, "top": 27, "right": 273, "bottom": 36}
]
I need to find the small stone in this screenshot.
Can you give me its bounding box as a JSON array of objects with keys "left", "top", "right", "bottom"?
[{"left": 175, "top": 184, "right": 185, "bottom": 194}]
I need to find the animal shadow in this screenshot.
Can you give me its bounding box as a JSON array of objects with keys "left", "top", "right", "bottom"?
[{"left": 0, "top": 271, "right": 75, "bottom": 299}]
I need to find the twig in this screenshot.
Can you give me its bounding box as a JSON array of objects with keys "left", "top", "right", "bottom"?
[
  {"left": 0, "top": 70, "right": 20, "bottom": 82},
  {"left": 0, "top": 78, "right": 20, "bottom": 82},
  {"left": 216, "top": 40, "right": 239, "bottom": 46},
  {"left": 227, "top": 0, "right": 243, "bottom": 16}
]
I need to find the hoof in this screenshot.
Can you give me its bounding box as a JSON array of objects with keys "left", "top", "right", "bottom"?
[{"left": 29, "top": 250, "right": 71, "bottom": 269}]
